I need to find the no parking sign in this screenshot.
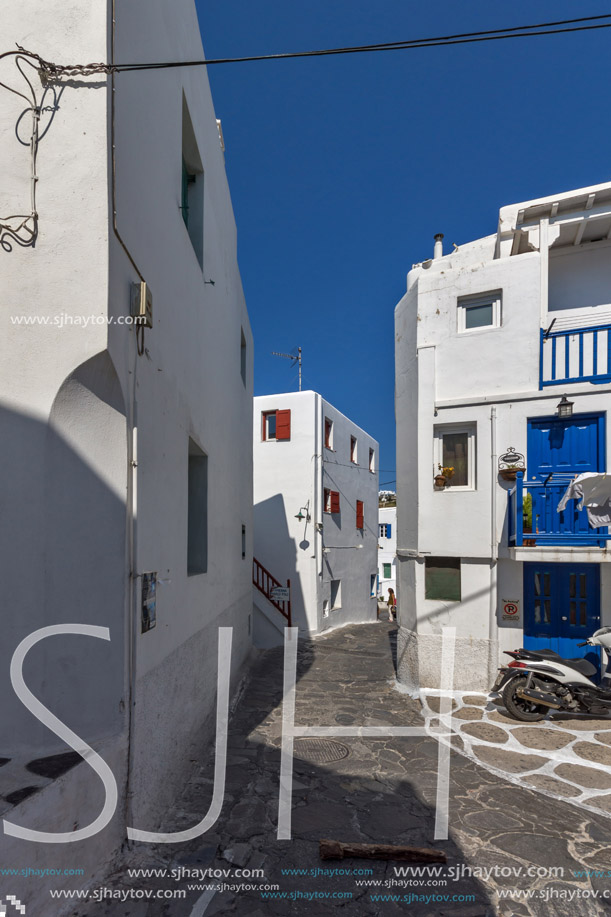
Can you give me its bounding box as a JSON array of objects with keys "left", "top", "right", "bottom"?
[{"left": 501, "top": 598, "right": 520, "bottom": 622}]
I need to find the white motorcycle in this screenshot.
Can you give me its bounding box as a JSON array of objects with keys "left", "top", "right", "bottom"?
[{"left": 492, "top": 627, "right": 611, "bottom": 722}]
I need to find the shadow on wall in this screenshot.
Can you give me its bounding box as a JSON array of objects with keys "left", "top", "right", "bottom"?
[
  {"left": 0, "top": 350, "right": 128, "bottom": 761},
  {"left": 253, "top": 493, "right": 309, "bottom": 636}
]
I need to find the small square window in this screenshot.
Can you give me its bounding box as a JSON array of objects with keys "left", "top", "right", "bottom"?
[
  {"left": 425, "top": 557, "right": 461, "bottom": 601},
  {"left": 356, "top": 499, "right": 364, "bottom": 530},
  {"left": 350, "top": 436, "right": 357, "bottom": 463},
  {"left": 324, "top": 489, "right": 340, "bottom": 514},
  {"left": 458, "top": 291, "right": 501, "bottom": 333},
  {"left": 330, "top": 579, "right": 341, "bottom": 609},
  {"left": 325, "top": 417, "right": 334, "bottom": 450},
  {"left": 379, "top": 523, "right": 392, "bottom": 539},
  {"left": 369, "top": 448, "right": 375, "bottom": 473},
  {"left": 370, "top": 574, "right": 377, "bottom": 598},
  {"left": 262, "top": 409, "right": 291, "bottom": 441},
  {"left": 383, "top": 562, "right": 392, "bottom": 578},
  {"left": 240, "top": 328, "right": 247, "bottom": 385},
  {"left": 434, "top": 423, "right": 476, "bottom": 490}
]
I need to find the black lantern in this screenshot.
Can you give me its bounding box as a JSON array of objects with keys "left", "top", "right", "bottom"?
[{"left": 556, "top": 395, "right": 574, "bottom": 419}]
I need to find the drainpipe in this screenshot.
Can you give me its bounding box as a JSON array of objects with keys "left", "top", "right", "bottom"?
[
  {"left": 314, "top": 394, "right": 323, "bottom": 624},
  {"left": 111, "top": 0, "right": 139, "bottom": 840},
  {"left": 488, "top": 407, "right": 499, "bottom": 684}
]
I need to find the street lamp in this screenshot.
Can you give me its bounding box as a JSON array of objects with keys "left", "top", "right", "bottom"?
[{"left": 556, "top": 395, "right": 574, "bottom": 419}]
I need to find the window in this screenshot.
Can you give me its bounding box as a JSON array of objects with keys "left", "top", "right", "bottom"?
[
  {"left": 324, "top": 488, "right": 340, "bottom": 514},
  {"left": 188, "top": 438, "right": 208, "bottom": 575},
  {"left": 379, "top": 523, "right": 392, "bottom": 538},
  {"left": 458, "top": 291, "right": 501, "bottom": 333},
  {"left": 370, "top": 574, "right": 377, "bottom": 598},
  {"left": 369, "top": 448, "right": 375, "bottom": 473},
  {"left": 425, "top": 557, "right": 461, "bottom": 601},
  {"left": 182, "top": 96, "right": 204, "bottom": 268},
  {"left": 330, "top": 579, "right": 341, "bottom": 610},
  {"left": 350, "top": 436, "right": 357, "bottom": 463},
  {"left": 242, "top": 524, "right": 246, "bottom": 559},
  {"left": 240, "top": 328, "right": 247, "bottom": 385},
  {"left": 383, "top": 563, "right": 392, "bottom": 578},
  {"left": 324, "top": 417, "right": 334, "bottom": 449},
  {"left": 356, "top": 499, "right": 364, "bottom": 530},
  {"left": 262, "top": 409, "right": 291, "bottom": 441},
  {"left": 434, "top": 423, "right": 476, "bottom": 489}
]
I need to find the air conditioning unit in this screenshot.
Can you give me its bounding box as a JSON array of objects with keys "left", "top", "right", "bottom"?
[{"left": 130, "top": 281, "right": 153, "bottom": 329}]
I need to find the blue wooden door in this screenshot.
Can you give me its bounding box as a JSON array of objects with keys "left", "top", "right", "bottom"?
[
  {"left": 524, "top": 563, "right": 601, "bottom": 675},
  {"left": 527, "top": 414, "right": 606, "bottom": 544}
]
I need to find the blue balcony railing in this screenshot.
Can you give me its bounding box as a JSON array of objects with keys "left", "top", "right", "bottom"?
[
  {"left": 540, "top": 323, "right": 611, "bottom": 388},
  {"left": 508, "top": 471, "right": 611, "bottom": 547}
]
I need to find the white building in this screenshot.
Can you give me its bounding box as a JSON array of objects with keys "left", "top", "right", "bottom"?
[
  {"left": 253, "top": 391, "right": 379, "bottom": 643},
  {"left": 395, "top": 182, "right": 611, "bottom": 692},
  {"left": 378, "top": 504, "right": 397, "bottom": 599},
  {"left": 0, "top": 0, "right": 253, "bottom": 905}
]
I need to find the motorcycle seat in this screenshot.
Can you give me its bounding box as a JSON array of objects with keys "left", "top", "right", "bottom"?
[
  {"left": 563, "top": 658, "right": 598, "bottom": 678},
  {"left": 522, "top": 650, "right": 597, "bottom": 678}
]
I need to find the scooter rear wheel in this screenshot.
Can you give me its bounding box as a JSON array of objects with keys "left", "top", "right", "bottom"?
[{"left": 502, "top": 675, "right": 548, "bottom": 722}]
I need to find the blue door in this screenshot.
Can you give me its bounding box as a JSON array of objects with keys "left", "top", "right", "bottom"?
[
  {"left": 524, "top": 563, "right": 601, "bottom": 675},
  {"left": 527, "top": 414, "right": 606, "bottom": 545}
]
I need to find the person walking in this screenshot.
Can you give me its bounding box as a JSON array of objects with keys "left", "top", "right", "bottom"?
[{"left": 387, "top": 588, "right": 396, "bottom": 622}]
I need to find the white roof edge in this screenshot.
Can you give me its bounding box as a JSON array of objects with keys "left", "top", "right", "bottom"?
[
  {"left": 499, "top": 180, "right": 611, "bottom": 230},
  {"left": 254, "top": 391, "right": 379, "bottom": 445}
]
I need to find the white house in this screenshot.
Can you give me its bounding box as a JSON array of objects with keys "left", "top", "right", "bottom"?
[
  {"left": 0, "top": 0, "right": 253, "bottom": 906},
  {"left": 378, "top": 503, "right": 397, "bottom": 599},
  {"left": 395, "top": 182, "right": 611, "bottom": 692},
  {"left": 253, "top": 391, "right": 379, "bottom": 643}
]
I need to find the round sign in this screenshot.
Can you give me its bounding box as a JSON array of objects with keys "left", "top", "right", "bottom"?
[{"left": 503, "top": 602, "right": 518, "bottom": 616}]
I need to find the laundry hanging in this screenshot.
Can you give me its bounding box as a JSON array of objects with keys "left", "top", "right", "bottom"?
[{"left": 557, "top": 472, "right": 611, "bottom": 527}]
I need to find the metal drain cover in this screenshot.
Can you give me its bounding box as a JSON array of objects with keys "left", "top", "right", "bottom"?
[{"left": 293, "top": 738, "right": 349, "bottom": 765}]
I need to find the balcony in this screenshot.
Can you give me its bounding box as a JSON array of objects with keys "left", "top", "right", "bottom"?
[
  {"left": 508, "top": 472, "right": 611, "bottom": 547},
  {"left": 539, "top": 322, "right": 611, "bottom": 388}
]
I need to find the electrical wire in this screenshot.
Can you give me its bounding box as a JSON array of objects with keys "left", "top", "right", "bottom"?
[{"left": 3, "top": 14, "right": 611, "bottom": 77}]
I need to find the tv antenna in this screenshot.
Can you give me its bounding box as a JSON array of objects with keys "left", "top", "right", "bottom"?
[{"left": 271, "top": 347, "right": 302, "bottom": 391}]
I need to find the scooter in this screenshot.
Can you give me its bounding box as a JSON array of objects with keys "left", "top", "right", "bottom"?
[{"left": 491, "top": 627, "right": 611, "bottom": 722}]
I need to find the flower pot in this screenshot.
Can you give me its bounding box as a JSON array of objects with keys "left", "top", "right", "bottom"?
[
  {"left": 523, "top": 538, "right": 537, "bottom": 547},
  {"left": 434, "top": 475, "right": 447, "bottom": 487},
  {"left": 499, "top": 468, "right": 524, "bottom": 482}
]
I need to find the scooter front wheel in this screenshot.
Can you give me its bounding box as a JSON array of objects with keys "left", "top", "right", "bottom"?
[{"left": 502, "top": 675, "right": 548, "bottom": 722}]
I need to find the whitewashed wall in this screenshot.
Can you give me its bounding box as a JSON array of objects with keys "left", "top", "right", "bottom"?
[
  {"left": 254, "top": 391, "right": 379, "bottom": 637},
  {"left": 0, "top": 0, "right": 253, "bottom": 907},
  {"left": 395, "top": 185, "right": 611, "bottom": 692},
  {"left": 378, "top": 506, "right": 397, "bottom": 598}
]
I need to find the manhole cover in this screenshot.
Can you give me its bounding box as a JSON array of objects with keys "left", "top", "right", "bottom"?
[
  {"left": 293, "top": 739, "right": 350, "bottom": 764},
  {"left": 335, "top": 713, "right": 356, "bottom": 725}
]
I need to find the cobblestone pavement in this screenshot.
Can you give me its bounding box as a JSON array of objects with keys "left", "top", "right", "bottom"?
[
  {"left": 422, "top": 691, "right": 611, "bottom": 815},
  {"left": 73, "top": 622, "right": 611, "bottom": 917}
]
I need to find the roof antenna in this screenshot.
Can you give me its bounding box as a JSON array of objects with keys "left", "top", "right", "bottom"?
[{"left": 272, "top": 347, "right": 302, "bottom": 391}]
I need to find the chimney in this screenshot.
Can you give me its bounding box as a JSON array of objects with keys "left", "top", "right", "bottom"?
[{"left": 433, "top": 233, "right": 444, "bottom": 260}]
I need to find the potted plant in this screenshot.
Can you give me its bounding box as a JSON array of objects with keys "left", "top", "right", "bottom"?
[
  {"left": 499, "top": 463, "right": 525, "bottom": 482},
  {"left": 434, "top": 464, "right": 454, "bottom": 488},
  {"left": 522, "top": 492, "right": 536, "bottom": 546}
]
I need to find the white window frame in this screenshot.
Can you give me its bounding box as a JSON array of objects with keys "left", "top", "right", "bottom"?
[
  {"left": 457, "top": 291, "right": 502, "bottom": 334},
  {"left": 433, "top": 422, "right": 476, "bottom": 492}
]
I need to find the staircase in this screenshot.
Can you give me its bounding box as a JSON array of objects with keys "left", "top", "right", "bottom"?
[{"left": 252, "top": 557, "right": 291, "bottom": 648}]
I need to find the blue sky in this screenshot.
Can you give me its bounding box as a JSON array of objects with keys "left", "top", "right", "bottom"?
[{"left": 196, "top": 1, "right": 611, "bottom": 488}]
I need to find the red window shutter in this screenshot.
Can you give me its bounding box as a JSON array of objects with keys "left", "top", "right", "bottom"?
[
  {"left": 276, "top": 409, "right": 291, "bottom": 440},
  {"left": 356, "top": 500, "right": 364, "bottom": 529},
  {"left": 330, "top": 491, "right": 340, "bottom": 514}
]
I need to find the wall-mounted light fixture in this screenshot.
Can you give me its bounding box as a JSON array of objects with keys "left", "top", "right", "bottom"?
[
  {"left": 295, "top": 505, "right": 311, "bottom": 523},
  {"left": 556, "top": 395, "right": 574, "bottom": 419}
]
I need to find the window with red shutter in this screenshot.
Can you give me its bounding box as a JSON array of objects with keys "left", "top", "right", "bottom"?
[
  {"left": 276, "top": 409, "right": 291, "bottom": 441},
  {"left": 356, "top": 500, "right": 364, "bottom": 529},
  {"left": 330, "top": 491, "right": 340, "bottom": 514}
]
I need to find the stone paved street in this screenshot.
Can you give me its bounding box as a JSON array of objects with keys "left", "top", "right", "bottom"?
[{"left": 75, "top": 622, "right": 611, "bottom": 917}]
